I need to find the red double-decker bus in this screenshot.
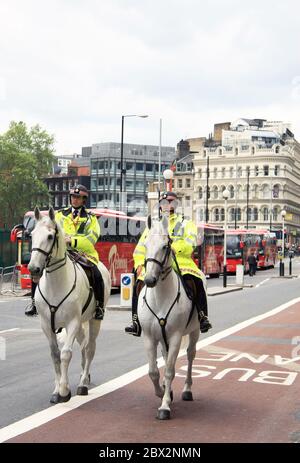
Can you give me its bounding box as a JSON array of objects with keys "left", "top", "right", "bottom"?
[
  {"left": 196, "top": 224, "right": 224, "bottom": 277},
  {"left": 10, "top": 209, "right": 145, "bottom": 289},
  {"left": 256, "top": 230, "right": 277, "bottom": 269},
  {"left": 226, "top": 229, "right": 278, "bottom": 273},
  {"left": 226, "top": 229, "right": 260, "bottom": 273}
]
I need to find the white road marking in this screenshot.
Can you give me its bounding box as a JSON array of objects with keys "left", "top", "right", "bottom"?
[
  {"left": 255, "top": 278, "right": 270, "bottom": 288},
  {"left": 0, "top": 328, "right": 20, "bottom": 335},
  {"left": 1, "top": 296, "right": 300, "bottom": 442}
]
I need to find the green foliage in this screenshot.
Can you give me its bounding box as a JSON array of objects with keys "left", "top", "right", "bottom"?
[{"left": 0, "top": 121, "right": 55, "bottom": 228}]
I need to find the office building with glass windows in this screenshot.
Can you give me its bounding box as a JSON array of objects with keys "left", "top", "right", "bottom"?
[{"left": 90, "top": 142, "right": 175, "bottom": 214}]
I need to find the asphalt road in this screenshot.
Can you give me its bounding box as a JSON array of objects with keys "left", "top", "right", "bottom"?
[{"left": 1, "top": 258, "right": 300, "bottom": 429}]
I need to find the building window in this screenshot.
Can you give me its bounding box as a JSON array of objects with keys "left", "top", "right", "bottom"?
[
  {"left": 254, "top": 165, "right": 259, "bottom": 176},
  {"left": 274, "top": 165, "right": 280, "bottom": 176},
  {"left": 237, "top": 167, "right": 242, "bottom": 177},
  {"left": 263, "top": 207, "right": 269, "bottom": 221},
  {"left": 229, "top": 167, "right": 234, "bottom": 178},
  {"left": 252, "top": 207, "right": 258, "bottom": 221},
  {"left": 213, "top": 168, "right": 218, "bottom": 178},
  {"left": 185, "top": 196, "right": 191, "bottom": 207},
  {"left": 235, "top": 148, "right": 238, "bottom": 156},
  {"left": 198, "top": 168, "right": 202, "bottom": 178},
  {"left": 275, "top": 146, "right": 280, "bottom": 154},
  {"left": 229, "top": 185, "right": 234, "bottom": 198},
  {"left": 273, "top": 184, "right": 280, "bottom": 198},
  {"left": 198, "top": 187, "right": 203, "bottom": 199},
  {"left": 214, "top": 208, "right": 219, "bottom": 221},
  {"left": 222, "top": 167, "right": 226, "bottom": 178},
  {"left": 62, "top": 195, "right": 67, "bottom": 207},
  {"left": 212, "top": 186, "right": 218, "bottom": 199},
  {"left": 206, "top": 186, "right": 210, "bottom": 199},
  {"left": 273, "top": 207, "right": 279, "bottom": 221},
  {"left": 55, "top": 183, "right": 60, "bottom": 191},
  {"left": 185, "top": 178, "right": 191, "bottom": 188},
  {"left": 220, "top": 208, "right": 225, "bottom": 221},
  {"left": 252, "top": 185, "right": 258, "bottom": 199},
  {"left": 178, "top": 179, "right": 183, "bottom": 188},
  {"left": 229, "top": 208, "right": 235, "bottom": 222},
  {"left": 55, "top": 196, "right": 59, "bottom": 208},
  {"left": 263, "top": 165, "right": 269, "bottom": 176}
]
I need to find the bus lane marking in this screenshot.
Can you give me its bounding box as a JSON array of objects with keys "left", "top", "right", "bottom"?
[{"left": 1, "top": 296, "right": 300, "bottom": 442}]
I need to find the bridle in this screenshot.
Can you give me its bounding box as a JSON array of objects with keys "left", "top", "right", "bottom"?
[
  {"left": 144, "top": 235, "right": 173, "bottom": 280},
  {"left": 31, "top": 225, "right": 67, "bottom": 273}
]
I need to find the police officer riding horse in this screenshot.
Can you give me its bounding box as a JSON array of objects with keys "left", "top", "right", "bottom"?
[
  {"left": 125, "top": 191, "right": 212, "bottom": 336},
  {"left": 25, "top": 185, "right": 104, "bottom": 320}
]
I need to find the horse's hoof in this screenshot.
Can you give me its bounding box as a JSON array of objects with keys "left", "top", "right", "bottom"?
[
  {"left": 77, "top": 386, "right": 88, "bottom": 396},
  {"left": 182, "top": 391, "right": 193, "bottom": 401},
  {"left": 50, "top": 393, "right": 60, "bottom": 404},
  {"left": 57, "top": 391, "right": 71, "bottom": 402},
  {"left": 156, "top": 409, "right": 171, "bottom": 420}
]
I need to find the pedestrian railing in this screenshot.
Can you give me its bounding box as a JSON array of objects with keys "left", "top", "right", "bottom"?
[{"left": 0, "top": 265, "right": 22, "bottom": 295}]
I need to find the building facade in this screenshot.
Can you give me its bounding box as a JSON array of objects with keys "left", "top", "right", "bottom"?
[
  {"left": 90, "top": 142, "right": 174, "bottom": 214},
  {"left": 192, "top": 119, "right": 300, "bottom": 243}
]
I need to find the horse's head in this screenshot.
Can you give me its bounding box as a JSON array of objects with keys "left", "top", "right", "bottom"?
[
  {"left": 28, "top": 206, "right": 61, "bottom": 281},
  {"left": 144, "top": 215, "right": 172, "bottom": 288}
]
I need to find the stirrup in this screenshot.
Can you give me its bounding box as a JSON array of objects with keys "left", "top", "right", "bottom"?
[
  {"left": 25, "top": 301, "right": 38, "bottom": 316},
  {"left": 125, "top": 321, "right": 141, "bottom": 337},
  {"left": 199, "top": 315, "right": 212, "bottom": 333},
  {"left": 94, "top": 305, "right": 104, "bottom": 320}
]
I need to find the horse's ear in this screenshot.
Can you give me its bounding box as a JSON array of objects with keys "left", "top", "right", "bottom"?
[
  {"left": 34, "top": 206, "right": 41, "bottom": 221},
  {"left": 49, "top": 206, "right": 56, "bottom": 222},
  {"left": 147, "top": 215, "right": 152, "bottom": 230}
]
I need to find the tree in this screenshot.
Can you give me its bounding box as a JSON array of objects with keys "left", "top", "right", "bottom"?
[{"left": 0, "top": 121, "right": 55, "bottom": 228}]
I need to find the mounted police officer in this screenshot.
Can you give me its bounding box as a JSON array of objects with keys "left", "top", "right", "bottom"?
[
  {"left": 25, "top": 184, "right": 104, "bottom": 320},
  {"left": 125, "top": 191, "right": 212, "bottom": 336}
]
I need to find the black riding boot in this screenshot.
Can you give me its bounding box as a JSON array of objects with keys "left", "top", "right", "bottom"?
[
  {"left": 125, "top": 280, "right": 143, "bottom": 337},
  {"left": 183, "top": 275, "right": 212, "bottom": 333},
  {"left": 92, "top": 265, "right": 105, "bottom": 320},
  {"left": 25, "top": 280, "right": 38, "bottom": 316}
]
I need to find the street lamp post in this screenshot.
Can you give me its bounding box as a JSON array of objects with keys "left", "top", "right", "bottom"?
[
  {"left": 163, "top": 169, "right": 174, "bottom": 191},
  {"left": 279, "top": 209, "right": 286, "bottom": 276},
  {"left": 223, "top": 188, "right": 230, "bottom": 287},
  {"left": 120, "top": 114, "right": 148, "bottom": 211}
]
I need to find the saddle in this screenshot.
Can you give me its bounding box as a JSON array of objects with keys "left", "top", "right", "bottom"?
[
  {"left": 68, "top": 250, "right": 104, "bottom": 307},
  {"left": 68, "top": 250, "right": 94, "bottom": 269}
]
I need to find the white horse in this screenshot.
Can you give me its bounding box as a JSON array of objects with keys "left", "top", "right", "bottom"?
[
  {"left": 138, "top": 216, "right": 206, "bottom": 420},
  {"left": 28, "top": 206, "right": 111, "bottom": 403}
]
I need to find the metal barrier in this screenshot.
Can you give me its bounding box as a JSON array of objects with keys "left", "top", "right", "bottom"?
[{"left": 0, "top": 265, "right": 22, "bottom": 295}]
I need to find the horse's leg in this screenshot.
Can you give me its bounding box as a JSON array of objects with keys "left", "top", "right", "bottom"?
[
  {"left": 160, "top": 345, "right": 174, "bottom": 403},
  {"left": 75, "top": 323, "right": 89, "bottom": 394},
  {"left": 157, "top": 336, "right": 181, "bottom": 420},
  {"left": 77, "top": 318, "right": 101, "bottom": 395},
  {"left": 144, "top": 336, "right": 164, "bottom": 399},
  {"left": 58, "top": 318, "right": 80, "bottom": 401},
  {"left": 182, "top": 328, "right": 200, "bottom": 401},
  {"left": 40, "top": 318, "right": 61, "bottom": 404}
]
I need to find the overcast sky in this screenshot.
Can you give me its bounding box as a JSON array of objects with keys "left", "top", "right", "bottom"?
[{"left": 1, "top": 0, "right": 300, "bottom": 155}]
